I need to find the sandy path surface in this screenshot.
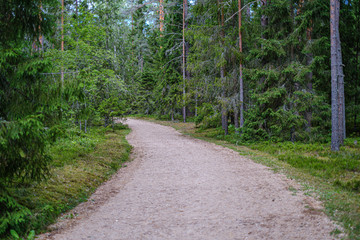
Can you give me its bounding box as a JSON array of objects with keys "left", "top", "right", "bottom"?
[{"left": 41, "top": 119, "right": 339, "bottom": 240}]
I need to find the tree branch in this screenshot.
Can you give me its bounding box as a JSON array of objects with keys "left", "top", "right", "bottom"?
[{"left": 225, "top": 0, "right": 259, "bottom": 23}]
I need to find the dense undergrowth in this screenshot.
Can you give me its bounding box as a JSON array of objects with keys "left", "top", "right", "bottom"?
[
  {"left": 136, "top": 115, "right": 360, "bottom": 239},
  {"left": 0, "top": 123, "right": 132, "bottom": 239}
]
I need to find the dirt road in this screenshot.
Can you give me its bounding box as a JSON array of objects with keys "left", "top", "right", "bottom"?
[{"left": 43, "top": 119, "right": 339, "bottom": 239}]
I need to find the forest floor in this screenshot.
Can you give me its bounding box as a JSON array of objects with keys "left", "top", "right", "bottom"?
[{"left": 38, "top": 118, "right": 344, "bottom": 239}]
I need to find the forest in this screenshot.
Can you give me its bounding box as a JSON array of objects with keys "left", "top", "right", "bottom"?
[{"left": 0, "top": 0, "right": 360, "bottom": 239}]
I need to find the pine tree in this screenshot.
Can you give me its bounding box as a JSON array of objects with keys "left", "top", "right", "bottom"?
[{"left": 330, "top": 0, "right": 345, "bottom": 151}]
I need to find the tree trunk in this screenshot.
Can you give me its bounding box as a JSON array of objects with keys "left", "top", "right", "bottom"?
[
  {"left": 246, "top": 4, "right": 251, "bottom": 18},
  {"left": 195, "top": 89, "right": 198, "bottom": 117},
  {"left": 305, "top": 71, "right": 313, "bottom": 132},
  {"left": 357, "top": 0, "right": 360, "bottom": 131},
  {"left": 219, "top": 0, "right": 228, "bottom": 135},
  {"left": 356, "top": 2, "right": 360, "bottom": 131},
  {"left": 33, "top": 2, "right": 43, "bottom": 53},
  {"left": 290, "top": 0, "right": 295, "bottom": 61},
  {"left": 104, "top": 116, "right": 109, "bottom": 127},
  {"left": 221, "top": 66, "right": 228, "bottom": 135},
  {"left": 182, "top": 0, "right": 188, "bottom": 123},
  {"left": 159, "top": 0, "right": 164, "bottom": 34},
  {"left": 330, "top": 0, "right": 339, "bottom": 151},
  {"left": 305, "top": 2, "right": 313, "bottom": 132},
  {"left": 335, "top": 0, "right": 345, "bottom": 143},
  {"left": 140, "top": 56, "right": 144, "bottom": 72},
  {"left": 261, "top": 0, "right": 269, "bottom": 40},
  {"left": 238, "top": 0, "right": 244, "bottom": 133},
  {"left": 61, "top": 0, "right": 64, "bottom": 86},
  {"left": 234, "top": 109, "right": 239, "bottom": 134}
]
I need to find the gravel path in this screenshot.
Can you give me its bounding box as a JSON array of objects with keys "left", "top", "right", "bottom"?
[{"left": 43, "top": 119, "right": 339, "bottom": 239}]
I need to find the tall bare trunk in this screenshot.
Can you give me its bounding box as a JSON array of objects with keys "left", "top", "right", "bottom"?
[
  {"left": 195, "top": 89, "right": 198, "bottom": 117},
  {"left": 305, "top": 18, "right": 313, "bottom": 132},
  {"left": 39, "top": 2, "right": 43, "bottom": 52},
  {"left": 299, "top": 0, "right": 313, "bottom": 133},
  {"left": 356, "top": 1, "right": 360, "bottom": 130},
  {"left": 182, "top": 0, "right": 188, "bottom": 123},
  {"left": 239, "top": 0, "right": 244, "bottom": 132},
  {"left": 330, "top": 0, "right": 339, "bottom": 151},
  {"left": 290, "top": 0, "right": 295, "bottom": 61},
  {"left": 305, "top": 58, "right": 313, "bottom": 132},
  {"left": 261, "top": 0, "right": 269, "bottom": 40},
  {"left": 234, "top": 109, "right": 239, "bottom": 133},
  {"left": 221, "top": 66, "right": 228, "bottom": 135},
  {"left": 140, "top": 56, "right": 144, "bottom": 72},
  {"left": 219, "top": 1, "right": 228, "bottom": 135},
  {"left": 61, "top": 0, "right": 64, "bottom": 86},
  {"left": 159, "top": 0, "right": 164, "bottom": 34},
  {"left": 259, "top": 0, "right": 269, "bottom": 134},
  {"left": 33, "top": 2, "right": 44, "bottom": 53},
  {"left": 335, "top": 0, "right": 345, "bottom": 143}
]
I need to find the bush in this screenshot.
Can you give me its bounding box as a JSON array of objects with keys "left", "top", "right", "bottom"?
[
  {"left": 0, "top": 115, "right": 51, "bottom": 184},
  {"left": 0, "top": 190, "right": 31, "bottom": 237},
  {"left": 195, "top": 103, "right": 221, "bottom": 129}
]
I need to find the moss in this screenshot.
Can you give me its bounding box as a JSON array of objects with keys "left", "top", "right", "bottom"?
[{"left": 5, "top": 125, "right": 132, "bottom": 237}]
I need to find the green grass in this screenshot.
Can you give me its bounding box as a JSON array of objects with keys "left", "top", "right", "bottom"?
[
  {"left": 136, "top": 116, "right": 360, "bottom": 239},
  {"left": 2, "top": 123, "right": 132, "bottom": 239}
]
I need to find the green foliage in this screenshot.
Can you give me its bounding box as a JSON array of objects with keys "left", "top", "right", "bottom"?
[
  {"left": 0, "top": 1, "right": 133, "bottom": 238},
  {"left": 119, "top": 0, "right": 359, "bottom": 143},
  {"left": 1, "top": 0, "right": 360, "bottom": 237},
  {"left": 0, "top": 116, "right": 51, "bottom": 184},
  {"left": 195, "top": 103, "right": 221, "bottom": 129},
  {"left": 9, "top": 229, "right": 35, "bottom": 240},
  {"left": 1, "top": 124, "right": 132, "bottom": 239},
  {"left": 99, "top": 97, "right": 127, "bottom": 127},
  {"left": 0, "top": 0, "right": 58, "bottom": 46},
  {"left": 138, "top": 0, "right": 184, "bottom": 118},
  {"left": 0, "top": 191, "right": 31, "bottom": 237},
  {"left": 0, "top": 27, "right": 61, "bottom": 192},
  {"left": 0, "top": 42, "right": 61, "bottom": 186}
]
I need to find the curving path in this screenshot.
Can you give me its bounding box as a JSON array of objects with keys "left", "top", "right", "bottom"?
[{"left": 44, "top": 119, "right": 339, "bottom": 239}]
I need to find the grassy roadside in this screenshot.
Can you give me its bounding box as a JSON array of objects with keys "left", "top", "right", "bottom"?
[
  {"left": 135, "top": 116, "right": 360, "bottom": 240},
  {"left": 2, "top": 123, "right": 132, "bottom": 239}
]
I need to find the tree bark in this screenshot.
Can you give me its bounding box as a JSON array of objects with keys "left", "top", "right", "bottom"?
[
  {"left": 195, "top": 89, "right": 198, "bottom": 117},
  {"left": 159, "top": 0, "right": 164, "bottom": 34},
  {"left": 234, "top": 109, "right": 239, "bottom": 133},
  {"left": 61, "top": 0, "right": 64, "bottom": 86},
  {"left": 238, "top": 0, "right": 244, "bottom": 133},
  {"left": 335, "top": 0, "right": 345, "bottom": 143},
  {"left": 219, "top": 0, "right": 228, "bottom": 135},
  {"left": 261, "top": 0, "right": 269, "bottom": 40},
  {"left": 330, "top": 0, "right": 339, "bottom": 151},
  {"left": 305, "top": 22, "right": 313, "bottom": 132},
  {"left": 356, "top": 0, "right": 360, "bottom": 131},
  {"left": 221, "top": 66, "right": 228, "bottom": 135},
  {"left": 182, "top": 0, "right": 188, "bottom": 123}
]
